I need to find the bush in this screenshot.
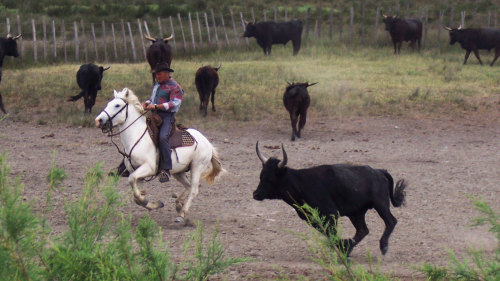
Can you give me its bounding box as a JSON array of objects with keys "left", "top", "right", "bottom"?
[{"left": 0, "top": 154, "right": 246, "bottom": 281}]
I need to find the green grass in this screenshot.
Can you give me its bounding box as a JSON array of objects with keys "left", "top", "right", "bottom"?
[{"left": 1, "top": 44, "right": 499, "bottom": 126}]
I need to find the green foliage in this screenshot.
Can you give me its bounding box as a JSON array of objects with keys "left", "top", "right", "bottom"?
[
  {"left": 0, "top": 155, "right": 246, "bottom": 280},
  {"left": 419, "top": 197, "right": 500, "bottom": 281},
  {"left": 296, "top": 204, "right": 399, "bottom": 281}
]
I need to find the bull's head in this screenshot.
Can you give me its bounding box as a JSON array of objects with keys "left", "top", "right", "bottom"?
[
  {"left": 214, "top": 64, "right": 222, "bottom": 72},
  {"left": 243, "top": 20, "right": 257, "bottom": 38},
  {"left": 443, "top": 26, "right": 462, "bottom": 45},
  {"left": 4, "top": 33, "right": 22, "bottom": 57},
  {"left": 382, "top": 15, "right": 398, "bottom": 31},
  {"left": 96, "top": 65, "right": 111, "bottom": 90},
  {"left": 253, "top": 142, "right": 288, "bottom": 201}
]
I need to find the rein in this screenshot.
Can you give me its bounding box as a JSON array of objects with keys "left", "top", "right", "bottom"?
[{"left": 103, "top": 101, "right": 150, "bottom": 171}]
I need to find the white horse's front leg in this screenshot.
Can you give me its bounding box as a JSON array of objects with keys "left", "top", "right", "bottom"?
[
  {"left": 128, "top": 164, "right": 164, "bottom": 210},
  {"left": 176, "top": 167, "right": 203, "bottom": 223}
]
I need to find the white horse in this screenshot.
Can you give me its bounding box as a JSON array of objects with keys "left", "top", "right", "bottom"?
[{"left": 95, "top": 88, "right": 224, "bottom": 223}]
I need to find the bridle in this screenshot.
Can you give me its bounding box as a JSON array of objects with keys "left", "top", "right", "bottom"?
[{"left": 101, "top": 98, "right": 149, "bottom": 171}]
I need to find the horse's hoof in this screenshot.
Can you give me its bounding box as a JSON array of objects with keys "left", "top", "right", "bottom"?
[{"left": 174, "top": 216, "right": 185, "bottom": 223}]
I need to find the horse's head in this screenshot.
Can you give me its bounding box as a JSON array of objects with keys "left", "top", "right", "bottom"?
[{"left": 95, "top": 88, "right": 138, "bottom": 133}]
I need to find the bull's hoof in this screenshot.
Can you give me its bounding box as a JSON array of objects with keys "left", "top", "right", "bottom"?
[{"left": 174, "top": 216, "right": 185, "bottom": 223}]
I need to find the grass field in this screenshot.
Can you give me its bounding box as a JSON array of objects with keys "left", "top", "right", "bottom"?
[{"left": 1, "top": 43, "right": 499, "bottom": 126}]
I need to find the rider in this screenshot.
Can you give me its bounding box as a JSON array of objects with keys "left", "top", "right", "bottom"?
[{"left": 142, "top": 62, "right": 184, "bottom": 182}]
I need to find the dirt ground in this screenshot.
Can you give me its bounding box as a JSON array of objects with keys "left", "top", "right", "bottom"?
[{"left": 1, "top": 114, "right": 498, "bottom": 280}]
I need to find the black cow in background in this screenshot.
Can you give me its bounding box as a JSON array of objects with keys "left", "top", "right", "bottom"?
[
  {"left": 195, "top": 65, "right": 220, "bottom": 116},
  {"left": 145, "top": 35, "right": 173, "bottom": 84},
  {"left": 283, "top": 82, "right": 317, "bottom": 141},
  {"left": 253, "top": 143, "right": 408, "bottom": 256},
  {"left": 0, "top": 33, "right": 22, "bottom": 114},
  {"left": 243, "top": 20, "right": 303, "bottom": 55},
  {"left": 382, "top": 15, "right": 422, "bottom": 54},
  {"left": 68, "top": 63, "right": 110, "bottom": 113},
  {"left": 444, "top": 26, "right": 500, "bottom": 66}
]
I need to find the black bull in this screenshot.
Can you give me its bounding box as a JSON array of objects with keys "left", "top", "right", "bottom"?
[
  {"left": 68, "top": 63, "right": 110, "bottom": 113},
  {"left": 243, "top": 20, "right": 303, "bottom": 55},
  {"left": 253, "top": 143, "right": 407, "bottom": 256},
  {"left": 444, "top": 26, "right": 500, "bottom": 66},
  {"left": 0, "top": 34, "right": 22, "bottom": 114},
  {"left": 383, "top": 15, "right": 422, "bottom": 54}
]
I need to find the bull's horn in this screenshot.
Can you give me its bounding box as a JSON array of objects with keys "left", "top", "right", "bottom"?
[
  {"left": 243, "top": 19, "right": 249, "bottom": 25},
  {"left": 307, "top": 82, "right": 318, "bottom": 87},
  {"left": 13, "top": 34, "right": 21, "bottom": 40},
  {"left": 103, "top": 66, "right": 111, "bottom": 71},
  {"left": 383, "top": 14, "right": 387, "bottom": 18},
  {"left": 144, "top": 35, "right": 155, "bottom": 41},
  {"left": 458, "top": 25, "right": 463, "bottom": 30},
  {"left": 443, "top": 26, "right": 452, "bottom": 31},
  {"left": 256, "top": 141, "right": 268, "bottom": 165},
  {"left": 277, "top": 144, "right": 288, "bottom": 168},
  {"left": 286, "top": 80, "right": 292, "bottom": 85},
  {"left": 215, "top": 64, "right": 222, "bottom": 71},
  {"left": 163, "top": 34, "right": 173, "bottom": 41}
]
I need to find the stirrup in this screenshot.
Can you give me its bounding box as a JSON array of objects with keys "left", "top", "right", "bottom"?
[{"left": 159, "top": 170, "right": 170, "bottom": 183}]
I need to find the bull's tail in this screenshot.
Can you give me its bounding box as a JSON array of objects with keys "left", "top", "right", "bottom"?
[
  {"left": 68, "top": 91, "right": 85, "bottom": 102},
  {"left": 382, "top": 170, "right": 407, "bottom": 207},
  {"left": 0, "top": 93, "right": 6, "bottom": 114},
  {"left": 202, "top": 148, "right": 226, "bottom": 184}
]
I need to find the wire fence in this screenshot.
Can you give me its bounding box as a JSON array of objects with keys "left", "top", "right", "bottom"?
[{"left": 1, "top": 5, "right": 498, "bottom": 64}]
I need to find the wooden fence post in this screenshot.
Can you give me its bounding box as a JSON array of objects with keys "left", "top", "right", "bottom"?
[
  {"left": 220, "top": 12, "right": 230, "bottom": 46},
  {"left": 169, "top": 16, "right": 177, "bottom": 50},
  {"left": 157, "top": 17, "right": 163, "bottom": 37},
  {"left": 188, "top": 12, "right": 196, "bottom": 50},
  {"left": 102, "top": 21, "right": 108, "bottom": 62},
  {"left": 177, "top": 13, "right": 187, "bottom": 51},
  {"left": 91, "top": 23, "right": 98, "bottom": 61},
  {"left": 460, "top": 11, "right": 466, "bottom": 27},
  {"left": 264, "top": 11, "right": 267, "bottom": 21},
  {"left": 373, "top": 7, "right": 380, "bottom": 44},
  {"left": 137, "top": 19, "right": 147, "bottom": 59},
  {"left": 338, "top": 4, "right": 343, "bottom": 43},
  {"left": 285, "top": 7, "right": 288, "bottom": 21},
  {"left": 6, "top": 18, "right": 10, "bottom": 34},
  {"left": 111, "top": 23, "right": 118, "bottom": 60},
  {"left": 274, "top": 6, "right": 278, "bottom": 21},
  {"left": 51, "top": 20, "right": 56, "bottom": 59},
  {"left": 74, "top": 21, "right": 79, "bottom": 61},
  {"left": 423, "top": 8, "right": 429, "bottom": 47},
  {"left": 127, "top": 22, "right": 137, "bottom": 61},
  {"left": 449, "top": 6, "right": 454, "bottom": 27},
  {"left": 305, "top": 7, "right": 311, "bottom": 39},
  {"left": 62, "top": 20, "right": 67, "bottom": 62},
  {"left": 204, "top": 12, "right": 211, "bottom": 43},
  {"left": 31, "top": 19, "right": 37, "bottom": 61},
  {"left": 349, "top": 6, "right": 354, "bottom": 44},
  {"left": 143, "top": 20, "right": 151, "bottom": 37},
  {"left": 80, "top": 20, "right": 88, "bottom": 62},
  {"left": 196, "top": 12, "right": 202, "bottom": 44},
  {"left": 361, "top": 0, "right": 366, "bottom": 45},
  {"left": 251, "top": 8, "right": 255, "bottom": 22},
  {"left": 121, "top": 20, "right": 128, "bottom": 58},
  {"left": 42, "top": 17, "right": 47, "bottom": 60},
  {"left": 329, "top": 7, "right": 333, "bottom": 39},
  {"left": 210, "top": 9, "right": 219, "bottom": 46},
  {"left": 230, "top": 9, "right": 240, "bottom": 45},
  {"left": 240, "top": 12, "right": 249, "bottom": 45},
  {"left": 438, "top": 10, "right": 444, "bottom": 52},
  {"left": 16, "top": 15, "right": 24, "bottom": 56},
  {"left": 316, "top": 6, "right": 321, "bottom": 38}
]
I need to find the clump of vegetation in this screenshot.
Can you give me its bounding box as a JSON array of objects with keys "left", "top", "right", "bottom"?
[
  {"left": 295, "top": 201, "right": 499, "bottom": 281},
  {"left": 0, "top": 154, "right": 246, "bottom": 280}
]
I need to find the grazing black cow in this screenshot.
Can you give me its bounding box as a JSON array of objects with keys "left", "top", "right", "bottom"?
[
  {"left": 253, "top": 143, "right": 407, "bottom": 256},
  {"left": 145, "top": 35, "right": 173, "bottom": 84},
  {"left": 0, "top": 33, "right": 22, "bottom": 114},
  {"left": 243, "top": 20, "right": 303, "bottom": 55},
  {"left": 195, "top": 65, "right": 220, "bottom": 117},
  {"left": 68, "top": 63, "right": 110, "bottom": 113},
  {"left": 382, "top": 15, "right": 422, "bottom": 54},
  {"left": 444, "top": 26, "right": 500, "bottom": 66},
  {"left": 283, "top": 82, "right": 317, "bottom": 141}
]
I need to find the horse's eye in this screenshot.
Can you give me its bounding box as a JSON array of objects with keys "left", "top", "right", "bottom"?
[{"left": 115, "top": 104, "right": 120, "bottom": 108}]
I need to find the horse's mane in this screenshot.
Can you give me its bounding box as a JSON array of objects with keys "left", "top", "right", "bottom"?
[{"left": 116, "top": 88, "right": 144, "bottom": 113}]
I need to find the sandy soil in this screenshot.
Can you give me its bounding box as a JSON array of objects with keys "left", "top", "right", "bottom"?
[{"left": 0, "top": 114, "right": 498, "bottom": 280}]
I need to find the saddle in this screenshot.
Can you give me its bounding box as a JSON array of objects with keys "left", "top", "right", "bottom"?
[{"left": 146, "top": 113, "right": 195, "bottom": 149}]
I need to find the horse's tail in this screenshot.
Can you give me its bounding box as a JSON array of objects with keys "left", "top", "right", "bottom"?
[
  {"left": 68, "top": 90, "right": 85, "bottom": 102},
  {"left": 203, "top": 147, "right": 225, "bottom": 184}
]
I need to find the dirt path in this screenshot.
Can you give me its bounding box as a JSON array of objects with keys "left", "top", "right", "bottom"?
[{"left": 1, "top": 115, "right": 498, "bottom": 280}]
